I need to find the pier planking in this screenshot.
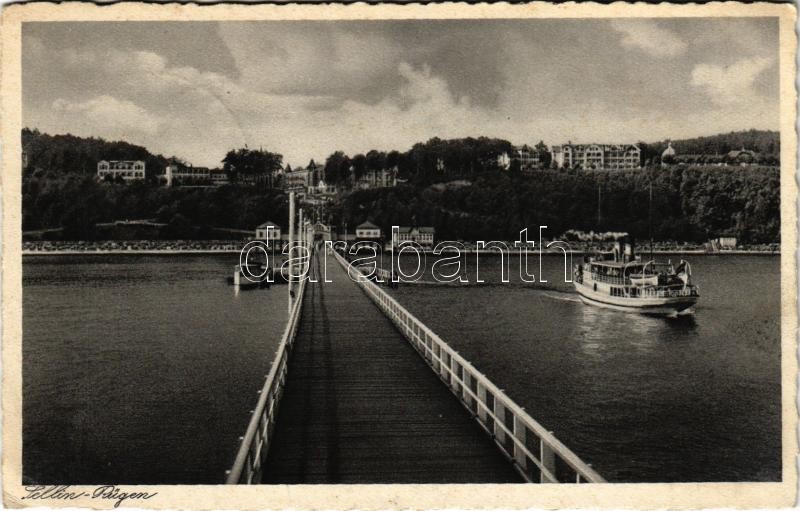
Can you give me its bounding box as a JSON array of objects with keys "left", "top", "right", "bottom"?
[{"left": 261, "top": 250, "right": 520, "bottom": 483}]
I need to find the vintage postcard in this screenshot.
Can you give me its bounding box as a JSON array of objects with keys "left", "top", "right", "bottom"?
[{"left": 1, "top": 2, "right": 797, "bottom": 509}]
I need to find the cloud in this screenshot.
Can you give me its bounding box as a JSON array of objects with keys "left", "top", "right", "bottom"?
[
  {"left": 132, "top": 51, "right": 167, "bottom": 74},
  {"left": 690, "top": 57, "right": 774, "bottom": 106},
  {"left": 52, "top": 95, "right": 162, "bottom": 136},
  {"left": 217, "top": 23, "right": 405, "bottom": 100},
  {"left": 245, "top": 62, "right": 489, "bottom": 165},
  {"left": 24, "top": 20, "right": 780, "bottom": 168},
  {"left": 610, "top": 20, "right": 688, "bottom": 57}
]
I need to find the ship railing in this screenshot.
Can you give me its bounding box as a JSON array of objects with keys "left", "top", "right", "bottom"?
[
  {"left": 225, "top": 255, "right": 310, "bottom": 484},
  {"left": 641, "top": 287, "right": 698, "bottom": 298},
  {"left": 335, "top": 250, "right": 605, "bottom": 484},
  {"left": 590, "top": 273, "right": 626, "bottom": 286}
]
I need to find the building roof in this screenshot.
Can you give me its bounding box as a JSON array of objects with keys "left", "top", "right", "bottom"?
[
  {"left": 662, "top": 142, "right": 676, "bottom": 158},
  {"left": 357, "top": 221, "right": 380, "bottom": 230},
  {"left": 727, "top": 149, "right": 756, "bottom": 158},
  {"left": 397, "top": 226, "right": 435, "bottom": 234},
  {"left": 257, "top": 221, "right": 280, "bottom": 229},
  {"left": 553, "top": 143, "right": 640, "bottom": 151}
]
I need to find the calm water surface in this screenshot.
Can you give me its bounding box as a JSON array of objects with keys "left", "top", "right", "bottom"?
[
  {"left": 23, "top": 255, "right": 288, "bottom": 484},
  {"left": 23, "top": 253, "right": 781, "bottom": 483},
  {"left": 381, "top": 253, "right": 781, "bottom": 482}
]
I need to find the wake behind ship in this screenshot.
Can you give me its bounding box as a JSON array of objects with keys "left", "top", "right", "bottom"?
[{"left": 573, "top": 239, "right": 699, "bottom": 315}]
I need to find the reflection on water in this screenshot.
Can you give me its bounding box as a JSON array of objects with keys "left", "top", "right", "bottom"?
[
  {"left": 388, "top": 253, "right": 781, "bottom": 482},
  {"left": 575, "top": 305, "right": 698, "bottom": 356}
]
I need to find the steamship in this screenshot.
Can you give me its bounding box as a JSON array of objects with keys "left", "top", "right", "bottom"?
[{"left": 573, "top": 239, "right": 699, "bottom": 315}]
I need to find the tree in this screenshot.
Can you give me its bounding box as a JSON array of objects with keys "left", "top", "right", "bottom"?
[
  {"left": 352, "top": 154, "right": 367, "bottom": 180},
  {"left": 21, "top": 127, "right": 170, "bottom": 179},
  {"left": 365, "top": 150, "right": 387, "bottom": 171},
  {"left": 222, "top": 147, "right": 283, "bottom": 185},
  {"left": 163, "top": 213, "right": 194, "bottom": 239},
  {"left": 535, "top": 140, "right": 552, "bottom": 168},
  {"left": 324, "top": 151, "right": 350, "bottom": 185},
  {"left": 386, "top": 150, "right": 401, "bottom": 169}
]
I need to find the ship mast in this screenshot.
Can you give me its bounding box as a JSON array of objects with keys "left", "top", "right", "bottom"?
[
  {"left": 597, "top": 181, "right": 602, "bottom": 227},
  {"left": 649, "top": 178, "right": 654, "bottom": 261}
]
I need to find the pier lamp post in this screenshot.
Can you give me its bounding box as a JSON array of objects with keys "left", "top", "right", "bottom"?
[
  {"left": 298, "top": 208, "right": 304, "bottom": 285},
  {"left": 288, "top": 192, "right": 295, "bottom": 313}
]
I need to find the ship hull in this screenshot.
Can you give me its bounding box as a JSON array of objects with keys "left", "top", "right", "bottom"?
[{"left": 574, "top": 281, "right": 698, "bottom": 315}]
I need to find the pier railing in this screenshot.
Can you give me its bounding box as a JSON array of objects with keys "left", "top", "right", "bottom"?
[
  {"left": 334, "top": 249, "right": 605, "bottom": 484},
  {"left": 225, "top": 270, "right": 309, "bottom": 484}
]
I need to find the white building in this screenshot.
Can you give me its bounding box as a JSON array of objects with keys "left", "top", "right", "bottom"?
[
  {"left": 164, "top": 165, "right": 229, "bottom": 187},
  {"left": 499, "top": 146, "right": 548, "bottom": 171},
  {"left": 285, "top": 168, "right": 310, "bottom": 193},
  {"left": 551, "top": 143, "right": 641, "bottom": 170},
  {"left": 356, "top": 221, "right": 382, "bottom": 241},
  {"left": 255, "top": 221, "right": 282, "bottom": 247},
  {"left": 394, "top": 226, "right": 435, "bottom": 249},
  {"left": 661, "top": 142, "right": 676, "bottom": 160},
  {"left": 496, "top": 152, "right": 511, "bottom": 170},
  {"left": 210, "top": 169, "right": 229, "bottom": 186},
  {"left": 514, "top": 145, "right": 547, "bottom": 171},
  {"left": 97, "top": 160, "right": 146, "bottom": 181},
  {"left": 355, "top": 167, "right": 397, "bottom": 190}
]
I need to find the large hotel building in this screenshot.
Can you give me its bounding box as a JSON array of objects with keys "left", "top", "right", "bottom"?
[
  {"left": 97, "top": 160, "right": 146, "bottom": 181},
  {"left": 551, "top": 143, "right": 641, "bottom": 170}
]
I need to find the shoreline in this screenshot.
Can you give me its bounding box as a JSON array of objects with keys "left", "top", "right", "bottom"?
[
  {"left": 22, "top": 248, "right": 781, "bottom": 256},
  {"left": 22, "top": 249, "right": 244, "bottom": 256}
]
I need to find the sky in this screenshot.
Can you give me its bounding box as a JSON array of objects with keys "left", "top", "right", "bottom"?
[{"left": 22, "top": 18, "right": 780, "bottom": 168}]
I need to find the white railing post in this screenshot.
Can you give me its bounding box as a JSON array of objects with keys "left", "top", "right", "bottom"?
[
  {"left": 477, "top": 383, "right": 487, "bottom": 423},
  {"left": 541, "top": 440, "right": 556, "bottom": 483},
  {"left": 513, "top": 415, "right": 527, "bottom": 470},
  {"left": 450, "top": 355, "right": 459, "bottom": 390},
  {"left": 462, "top": 372, "right": 470, "bottom": 405},
  {"left": 493, "top": 399, "right": 506, "bottom": 444}
]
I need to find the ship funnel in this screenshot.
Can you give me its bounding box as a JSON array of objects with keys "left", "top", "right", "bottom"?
[{"left": 676, "top": 260, "right": 692, "bottom": 288}]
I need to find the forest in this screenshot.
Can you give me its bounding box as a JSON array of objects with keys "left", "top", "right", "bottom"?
[
  {"left": 22, "top": 176, "right": 288, "bottom": 240},
  {"left": 21, "top": 128, "right": 780, "bottom": 243},
  {"left": 649, "top": 129, "right": 780, "bottom": 157},
  {"left": 329, "top": 165, "right": 780, "bottom": 244},
  {"left": 323, "top": 137, "right": 517, "bottom": 185},
  {"left": 22, "top": 128, "right": 171, "bottom": 180}
]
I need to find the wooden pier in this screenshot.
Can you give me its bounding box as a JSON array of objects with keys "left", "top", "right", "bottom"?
[
  {"left": 260, "top": 250, "right": 519, "bottom": 483},
  {"left": 226, "top": 235, "right": 604, "bottom": 484}
]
